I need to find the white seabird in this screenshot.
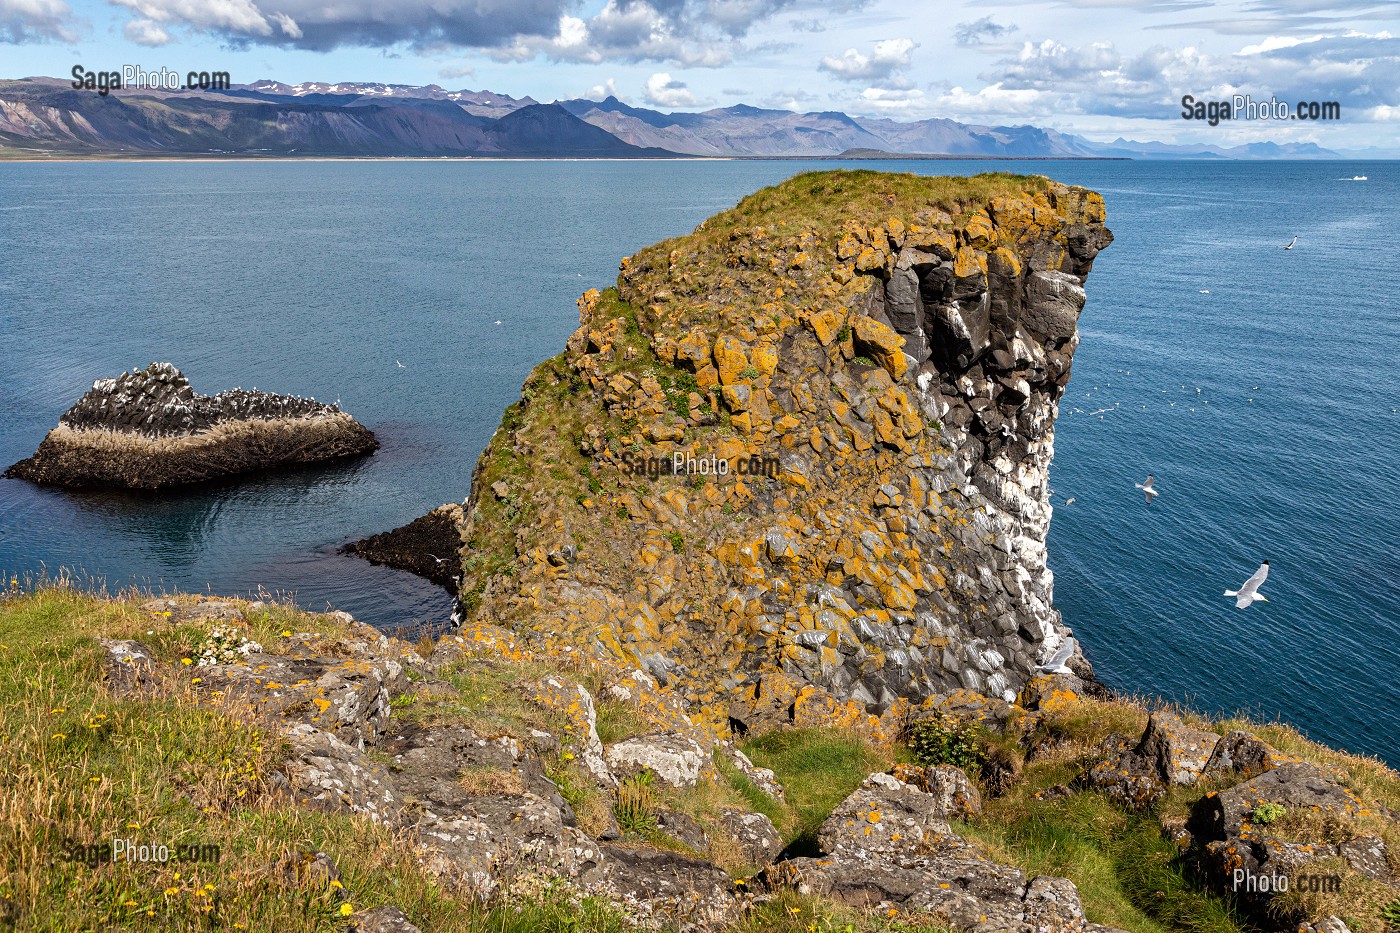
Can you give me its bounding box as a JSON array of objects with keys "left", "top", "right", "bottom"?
[
  {"left": 1225, "top": 561, "right": 1270, "bottom": 608},
  {"left": 1135, "top": 474, "right": 1159, "bottom": 504},
  {"left": 395, "top": 360, "right": 406, "bottom": 369},
  {"left": 1036, "top": 637, "right": 1077, "bottom": 675},
  {"left": 1283, "top": 236, "right": 1298, "bottom": 250}
]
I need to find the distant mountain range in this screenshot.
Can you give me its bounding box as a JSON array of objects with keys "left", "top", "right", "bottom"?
[{"left": 0, "top": 77, "right": 1344, "bottom": 160}]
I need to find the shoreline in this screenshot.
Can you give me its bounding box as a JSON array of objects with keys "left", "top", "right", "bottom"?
[{"left": 0, "top": 152, "right": 1133, "bottom": 164}]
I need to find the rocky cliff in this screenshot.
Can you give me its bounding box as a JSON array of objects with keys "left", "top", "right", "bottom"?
[
  {"left": 391, "top": 171, "right": 1112, "bottom": 738},
  {"left": 5, "top": 362, "right": 377, "bottom": 489}
]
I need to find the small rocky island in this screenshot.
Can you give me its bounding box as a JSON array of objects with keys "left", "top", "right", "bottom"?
[{"left": 5, "top": 362, "right": 377, "bottom": 490}]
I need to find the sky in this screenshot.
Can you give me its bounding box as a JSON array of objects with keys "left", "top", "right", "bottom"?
[{"left": 1, "top": 0, "right": 1397, "bottom": 149}]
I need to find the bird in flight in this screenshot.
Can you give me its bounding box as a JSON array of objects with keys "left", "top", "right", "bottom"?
[
  {"left": 395, "top": 360, "right": 406, "bottom": 369},
  {"left": 1225, "top": 562, "right": 1270, "bottom": 608},
  {"left": 1135, "top": 474, "right": 1159, "bottom": 504},
  {"left": 1036, "top": 638, "right": 1077, "bottom": 675},
  {"left": 1283, "top": 236, "right": 1298, "bottom": 250},
  {"left": 1063, "top": 497, "right": 1076, "bottom": 506}
]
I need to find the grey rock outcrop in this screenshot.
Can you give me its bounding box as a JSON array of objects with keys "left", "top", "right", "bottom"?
[{"left": 764, "top": 771, "right": 1127, "bottom": 932}]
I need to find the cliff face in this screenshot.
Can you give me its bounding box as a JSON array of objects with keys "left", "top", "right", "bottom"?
[
  {"left": 443, "top": 171, "right": 1111, "bottom": 735},
  {"left": 5, "top": 362, "right": 377, "bottom": 489}
]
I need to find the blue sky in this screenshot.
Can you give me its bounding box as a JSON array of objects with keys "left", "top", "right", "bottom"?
[{"left": 2, "top": 0, "right": 1397, "bottom": 148}]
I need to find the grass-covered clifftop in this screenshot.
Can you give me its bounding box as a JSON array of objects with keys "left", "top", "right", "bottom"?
[{"left": 3, "top": 582, "right": 1396, "bottom": 932}]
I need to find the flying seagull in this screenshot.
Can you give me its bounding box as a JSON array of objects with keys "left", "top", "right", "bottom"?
[
  {"left": 1225, "top": 561, "right": 1270, "bottom": 608},
  {"left": 1036, "top": 638, "right": 1077, "bottom": 675},
  {"left": 395, "top": 360, "right": 406, "bottom": 369},
  {"left": 1063, "top": 497, "right": 1076, "bottom": 506},
  {"left": 1135, "top": 474, "right": 1159, "bottom": 504},
  {"left": 1283, "top": 236, "right": 1298, "bottom": 250}
]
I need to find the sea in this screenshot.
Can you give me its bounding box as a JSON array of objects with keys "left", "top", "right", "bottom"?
[{"left": 1, "top": 158, "right": 1396, "bottom": 765}]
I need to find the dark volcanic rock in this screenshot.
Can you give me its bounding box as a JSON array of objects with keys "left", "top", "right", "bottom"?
[
  {"left": 344, "top": 505, "right": 464, "bottom": 589},
  {"left": 5, "top": 362, "right": 376, "bottom": 490}
]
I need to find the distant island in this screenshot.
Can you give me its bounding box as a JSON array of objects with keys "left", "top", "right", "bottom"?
[{"left": 0, "top": 77, "right": 1344, "bottom": 161}]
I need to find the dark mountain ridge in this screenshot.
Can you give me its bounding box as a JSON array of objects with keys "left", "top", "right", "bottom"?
[{"left": 0, "top": 77, "right": 1342, "bottom": 159}]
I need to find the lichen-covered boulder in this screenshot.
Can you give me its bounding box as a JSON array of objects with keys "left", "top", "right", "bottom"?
[
  {"left": 717, "top": 808, "right": 783, "bottom": 867},
  {"left": 1137, "top": 711, "right": 1220, "bottom": 786},
  {"left": 816, "top": 772, "right": 966, "bottom": 864},
  {"left": 605, "top": 732, "right": 707, "bottom": 789},
  {"left": 281, "top": 723, "right": 402, "bottom": 824}
]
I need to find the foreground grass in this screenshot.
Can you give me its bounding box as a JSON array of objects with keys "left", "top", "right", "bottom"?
[{"left": 0, "top": 584, "right": 640, "bottom": 932}]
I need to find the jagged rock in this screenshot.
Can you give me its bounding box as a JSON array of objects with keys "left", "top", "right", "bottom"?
[
  {"left": 282, "top": 723, "right": 402, "bottom": 824},
  {"left": 656, "top": 808, "right": 709, "bottom": 852},
  {"left": 888, "top": 764, "right": 982, "bottom": 819},
  {"left": 716, "top": 808, "right": 783, "bottom": 867},
  {"left": 1137, "top": 711, "right": 1220, "bottom": 786},
  {"left": 415, "top": 794, "right": 591, "bottom": 898},
  {"left": 345, "top": 505, "right": 465, "bottom": 589},
  {"left": 817, "top": 772, "right": 965, "bottom": 864},
  {"left": 350, "top": 907, "right": 423, "bottom": 933},
  {"left": 381, "top": 723, "right": 573, "bottom": 825},
  {"left": 1199, "top": 730, "right": 1284, "bottom": 781},
  {"left": 1021, "top": 875, "right": 1085, "bottom": 923},
  {"left": 202, "top": 652, "right": 407, "bottom": 749},
  {"left": 97, "top": 638, "right": 157, "bottom": 694},
  {"left": 530, "top": 675, "right": 614, "bottom": 787},
  {"left": 1338, "top": 835, "right": 1393, "bottom": 882},
  {"left": 1083, "top": 733, "right": 1167, "bottom": 812},
  {"left": 1084, "top": 713, "right": 1221, "bottom": 810},
  {"left": 605, "top": 732, "right": 707, "bottom": 789},
  {"left": 767, "top": 773, "right": 1120, "bottom": 932},
  {"left": 595, "top": 845, "right": 740, "bottom": 930},
  {"left": 1187, "top": 760, "right": 1367, "bottom": 908},
  {"left": 1299, "top": 918, "right": 1354, "bottom": 933},
  {"left": 5, "top": 362, "right": 377, "bottom": 490}
]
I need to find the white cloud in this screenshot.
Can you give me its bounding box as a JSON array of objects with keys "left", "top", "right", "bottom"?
[
  {"left": 819, "top": 37, "right": 916, "bottom": 84},
  {"left": 1235, "top": 33, "right": 1322, "bottom": 55},
  {"left": 122, "top": 16, "right": 170, "bottom": 45},
  {"left": 857, "top": 86, "right": 925, "bottom": 110},
  {"left": 438, "top": 63, "right": 475, "bottom": 79},
  {"left": 493, "top": 0, "right": 801, "bottom": 66},
  {"left": 111, "top": 0, "right": 285, "bottom": 38},
  {"left": 644, "top": 71, "right": 711, "bottom": 107},
  {"left": 954, "top": 16, "right": 1017, "bottom": 47},
  {"left": 932, "top": 84, "right": 1047, "bottom": 116},
  {"left": 583, "top": 77, "right": 622, "bottom": 100},
  {"left": 0, "top": 0, "right": 76, "bottom": 42}
]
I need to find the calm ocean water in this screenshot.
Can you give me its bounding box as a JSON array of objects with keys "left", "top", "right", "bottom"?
[{"left": 1, "top": 159, "right": 1395, "bottom": 764}]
